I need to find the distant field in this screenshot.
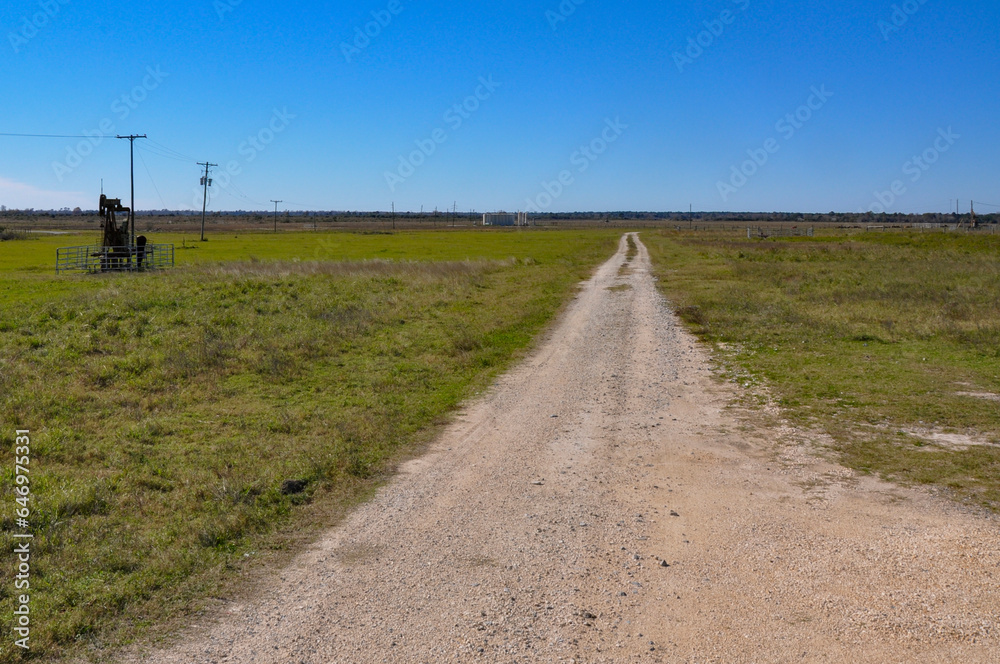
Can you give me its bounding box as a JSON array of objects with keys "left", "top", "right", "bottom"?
[
  {"left": 0, "top": 229, "right": 619, "bottom": 663},
  {"left": 0, "top": 214, "right": 658, "bottom": 235},
  {"left": 645, "top": 230, "right": 1000, "bottom": 509}
]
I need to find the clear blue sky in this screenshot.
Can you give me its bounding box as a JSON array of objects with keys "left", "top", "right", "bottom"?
[{"left": 1, "top": 0, "right": 997, "bottom": 214}]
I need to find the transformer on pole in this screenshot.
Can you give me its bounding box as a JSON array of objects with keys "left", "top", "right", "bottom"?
[{"left": 198, "top": 162, "right": 218, "bottom": 242}]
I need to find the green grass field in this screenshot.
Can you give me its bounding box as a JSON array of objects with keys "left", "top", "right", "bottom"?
[
  {"left": 4, "top": 226, "right": 999, "bottom": 662},
  {"left": 0, "top": 229, "right": 619, "bottom": 662},
  {"left": 644, "top": 230, "right": 1000, "bottom": 509}
]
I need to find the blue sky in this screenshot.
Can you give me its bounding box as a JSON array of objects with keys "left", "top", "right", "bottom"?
[{"left": 1, "top": 0, "right": 997, "bottom": 214}]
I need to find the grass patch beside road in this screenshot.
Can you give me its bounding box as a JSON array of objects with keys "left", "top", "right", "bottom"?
[
  {"left": 644, "top": 230, "right": 1000, "bottom": 508},
  {"left": 0, "top": 229, "right": 619, "bottom": 663}
]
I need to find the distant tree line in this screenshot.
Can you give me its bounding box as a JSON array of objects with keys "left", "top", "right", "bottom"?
[
  {"left": 533, "top": 211, "right": 998, "bottom": 224},
  {"left": 0, "top": 207, "right": 996, "bottom": 225}
]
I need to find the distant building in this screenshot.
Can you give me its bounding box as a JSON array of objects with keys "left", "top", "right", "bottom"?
[{"left": 482, "top": 212, "right": 529, "bottom": 227}]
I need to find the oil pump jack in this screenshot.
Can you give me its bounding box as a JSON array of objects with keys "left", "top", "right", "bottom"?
[
  {"left": 100, "top": 194, "right": 128, "bottom": 246},
  {"left": 98, "top": 194, "right": 146, "bottom": 271}
]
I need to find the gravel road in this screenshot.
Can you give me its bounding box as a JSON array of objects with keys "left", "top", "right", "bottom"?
[{"left": 123, "top": 234, "right": 999, "bottom": 663}]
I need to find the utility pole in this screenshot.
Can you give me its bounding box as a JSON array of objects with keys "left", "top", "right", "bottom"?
[
  {"left": 271, "top": 200, "right": 283, "bottom": 233},
  {"left": 116, "top": 134, "right": 147, "bottom": 255},
  {"left": 391, "top": 202, "right": 395, "bottom": 231},
  {"left": 198, "top": 162, "right": 217, "bottom": 242}
]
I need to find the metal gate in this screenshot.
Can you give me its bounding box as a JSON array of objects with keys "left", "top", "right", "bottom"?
[{"left": 56, "top": 244, "right": 175, "bottom": 274}]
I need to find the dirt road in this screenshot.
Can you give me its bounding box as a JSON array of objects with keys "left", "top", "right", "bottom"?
[{"left": 125, "top": 234, "right": 999, "bottom": 663}]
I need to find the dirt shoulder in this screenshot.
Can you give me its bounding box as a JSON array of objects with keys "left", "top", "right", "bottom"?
[{"left": 118, "top": 234, "right": 999, "bottom": 663}]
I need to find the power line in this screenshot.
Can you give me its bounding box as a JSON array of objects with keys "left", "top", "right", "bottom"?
[
  {"left": 137, "top": 149, "right": 167, "bottom": 209},
  {"left": 219, "top": 186, "right": 248, "bottom": 202},
  {"left": 0, "top": 132, "right": 91, "bottom": 138},
  {"left": 146, "top": 138, "right": 198, "bottom": 162},
  {"left": 0, "top": 131, "right": 199, "bottom": 168},
  {"left": 225, "top": 181, "right": 269, "bottom": 207},
  {"left": 218, "top": 183, "right": 270, "bottom": 209},
  {"left": 136, "top": 143, "right": 194, "bottom": 163},
  {"left": 973, "top": 201, "right": 1000, "bottom": 209}
]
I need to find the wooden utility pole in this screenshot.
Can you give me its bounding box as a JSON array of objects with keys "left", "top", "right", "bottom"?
[
  {"left": 198, "top": 162, "right": 217, "bottom": 242},
  {"left": 116, "top": 134, "right": 147, "bottom": 254},
  {"left": 271, "top": 200, "right": 283, "bottom": 233}
]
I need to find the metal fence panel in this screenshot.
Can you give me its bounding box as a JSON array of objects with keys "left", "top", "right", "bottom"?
[{"left": 56, "top": 245, "right": 175, "bottom": 274}]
